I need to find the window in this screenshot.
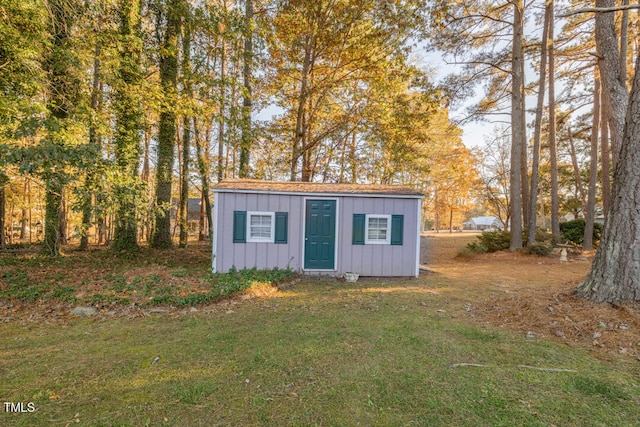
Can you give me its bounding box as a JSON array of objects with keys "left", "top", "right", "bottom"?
[
  {"left": 353, "top": 213, "right": 403, "bottom": 245},
  {"left": 233, "top": 211, "right": 288, "bottom": 244},
  {"left": 365, "top": 214, "right": 391, "bottom": 244},
  {"left": 247, "top": 211, "right": 275, "bottom": 242}
]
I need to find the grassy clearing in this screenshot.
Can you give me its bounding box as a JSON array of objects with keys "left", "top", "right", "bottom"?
[{"left": 1, "top": 279, "right": 639, "bottom": 426}]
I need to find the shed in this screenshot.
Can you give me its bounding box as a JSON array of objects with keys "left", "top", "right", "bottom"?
[{"left": 212, "top": 179, "right": 424, "bottom": 277}]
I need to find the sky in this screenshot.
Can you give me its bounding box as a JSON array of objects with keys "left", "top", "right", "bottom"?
[{"left": 418, "top": 49, "right": 500, "bottom": 150}]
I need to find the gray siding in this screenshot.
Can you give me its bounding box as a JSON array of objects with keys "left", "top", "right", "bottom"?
[
  {"left": 337, "top": 197, "right": 419, "bottom": 276},
  {"left": 213, "top": 192, "right": 420, "bottom": 276}
]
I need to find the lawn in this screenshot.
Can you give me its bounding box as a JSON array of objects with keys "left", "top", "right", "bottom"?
[{"left": 1, "top": 236, "right": 639, "bottom": 426}]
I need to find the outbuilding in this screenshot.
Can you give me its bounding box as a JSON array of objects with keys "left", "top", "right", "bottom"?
[{"left": 212, "top": 179, "right": 424, "bottom": 277}]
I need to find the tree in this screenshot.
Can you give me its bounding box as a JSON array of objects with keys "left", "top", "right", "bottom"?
[
  {"left": 509, "top": 0, "right": 525, "bottom": 250},
  {"left": 575, "top": 3, "right": 640, "bottom": 304},
  {"left": 0, "top": 0, "right": 47, "bottom": 249},
  {"left": 547, "top": 0, "right": 560, "bottom": 243},
  {"left": 151, "top": 0, "right": 182, "bottom": 249},
  {"left": 238, "top": 0, "right": 253, "bottom": 178},
  {"left": 582, "top": 74, "right": 600, "bottom": 251},
  {"left": 112, "top": 0, "right": 144, "bottom": 252},
  {"left": 428, "top": 1, "right": 527, "bottom": 249},
  {"left": 527, "top": 1, "right": 550, "bottom": 246},
  {"left": 179, "top": 0, "right": 192, "bottom": 248},
  {"left": 41, "top": 0, "right": 83, "bottom": 256},
  {"left": 479, "top": 127, "right": 511, "bottom": 227}
]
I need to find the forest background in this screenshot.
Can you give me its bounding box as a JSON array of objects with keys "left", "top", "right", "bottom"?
[{"left": 0, "top": 0, "right": 629, "bottom": 259}]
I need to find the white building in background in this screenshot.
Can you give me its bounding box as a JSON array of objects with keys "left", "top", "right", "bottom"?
[{"left": 463, "top": 216, "right": 504, "bottom": 231}]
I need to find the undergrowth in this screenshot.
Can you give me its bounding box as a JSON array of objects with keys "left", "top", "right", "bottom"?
[{"left": 0, "top": 247, "right": 296, "bottom": 307}]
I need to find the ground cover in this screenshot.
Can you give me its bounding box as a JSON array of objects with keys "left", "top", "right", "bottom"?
[{"left": 1, "top": 235, "right": 639, "bottom": 426}]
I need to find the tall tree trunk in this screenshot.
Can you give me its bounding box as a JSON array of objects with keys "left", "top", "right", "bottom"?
[
  {"left": 620, "top": 0, "right": 629, "bottom": 86},
  {"left": 595, "top": 0, "right": 628, "bottom": 167},
  {"left": 576, "top": 48, "right": 640, "bottom": 305},
  {"left": 528, "top": 2, "right": 550, "bottom": 246},
  {"left": 58, "top": 191, "right": 67, "bottom": 245},
  {"left": 291, "top": 35, "right": 313, "bottom": 181},
  {"left": 193, "top": 118, "right": 213, "bottom": 242},
  {"left": 199, "top": 190, "right": 206, "bottom": 241},
  {"left": 20, "top": 178, "right": 28, "bottom": 240},
  {"left": 583, "top": 75, "right": 601, "bottom": 251},
  {"left": 567, "top": 126, "right": 587, "bottom": 212},
  {"left": 548, "top": 3, "right": 560, "bottom": 243},
  {"left": 239, "top": 0, "right": 253, "bottom": 178},
  {"left": 113, "top": 0, "right": 143, "bottom": 252},
  {"left": 43, "top": 181, "right": 62, "bottom": 256},
  {"left": 0, "top": 184, "right": 5, "bottom": 250},
  {"left": 42, "top": 0, "right": 77, "bottom": 257},
  {"left": 81, "top": 7, "right": 104, "bottom": 250},
  {"left": 217, "top": 36, "right": 226, "bottom": 182},
  {"left": 152, "top": 0, "right": 181, "bottom": 249},
  {"left": 509, "top": 0, "right": 524, "bottom": 250},
  {"left": 600, "top": 108, "right": 611, "bottom": 219},
  {"left": 179, "top": 3, "right": 192, "bottom": 248}
]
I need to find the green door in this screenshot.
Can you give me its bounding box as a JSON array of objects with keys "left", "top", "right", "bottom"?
[{"left": 304, "top": 199, "right": 336, "bottom": 270}]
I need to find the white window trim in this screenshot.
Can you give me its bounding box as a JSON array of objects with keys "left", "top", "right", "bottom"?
[
  {"left": 246, "top": 211, "right": 275, "bottom": 243},
  {"left": 365, "top": 214, "right": 391, "bottom": 245}
]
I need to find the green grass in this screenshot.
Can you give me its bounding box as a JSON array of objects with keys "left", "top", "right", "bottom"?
[{"left": 1, "top": 280, "right": 639, "bottom": 426}]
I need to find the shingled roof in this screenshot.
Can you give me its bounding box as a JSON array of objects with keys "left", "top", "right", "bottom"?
[{"left": 214, "top": 179, "right": 424, "bottom": 197}]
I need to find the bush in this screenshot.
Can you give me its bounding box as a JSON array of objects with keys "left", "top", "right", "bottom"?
[
  {"left": 523, "top": 228, "right": 553, "bottom": 246},
  {"left": 560, "top": 219, "right": 603, "bottom": 246},
  {"left": 459, "top": 230, "right": 509, "bottom": 257},
  {"left": 476, "top": 230, "right": 511, "bottom": 252},
  {"left": 525, "top": 242, "right": 553, "bottom": 256}
]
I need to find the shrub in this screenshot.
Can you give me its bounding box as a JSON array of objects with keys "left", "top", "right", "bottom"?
[
  {"left": 523, "top": 228, "right": 553, "bottom": 246},
  {"left": 476, "top": 230, "right": 511, "bottom": 252},
  {"left": 525, "top": 242, "right": 554, "bottom": 256},
  {"left": 459, "top": 230, "right": 509, "bottom": 257},
  {"left": 560, "top": 219, "right": 603, "bottom": 246}
]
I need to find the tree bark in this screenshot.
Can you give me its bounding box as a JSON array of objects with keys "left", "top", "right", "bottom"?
[
  {"left": 217, "top": 34, "right": 226, "bottom": 182},
  {"left": 152, "top": 0, "right": 181, "bottom": 249},
  {"left": 0, "top": 184, "right": 5, "bottom": 250},
  {"left": 113, "top": 0, "right": 143, "bottom": 252},
  {"left": 291, "top": 35, "right": 313, "bottom": 181},
  {"left": 576, "top": 49, "right": 640, "bottom": 305},
  {"left": 620, "top": 0, "right": 629, "bottom": 85},
  {"left": 583, "top": 75, "right": 600, "bottom": 251},
  {"left": 595, "top": 0, "right": 628, "bottom": 167},
  {"left": 567, "top": 126, "right": 587, "bottom": 212},
  {"left": 601, "top": 106, "right": 611, "bottom": 218},
  {"left": 509, "top": 0, "right": 524, "bottom": 250},
  {"left": 528, "top": 2, "right": 550, "bottom": 246},
  {"left": 193, "top": 117, "right": 212, "bottom": 242},
  {"left": 239, "top": 0, "right": 253, "bottom": 178},
  {"left": 42, "top": 0, "right": 78, "bottom": 257},
  {"left": 548, "top": 3, "right": 560, "bottom": 243},
  {"left": 179, "top": 2, "right": 192, "bottom": 248},
  {"left": 80, "top": 5, "right": 104, "bottom": 251}
]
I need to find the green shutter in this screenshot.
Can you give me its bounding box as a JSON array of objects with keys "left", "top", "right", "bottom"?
[
  {"left": 352, "top": 214, "right": 365, "bottom": 245},
  {"left": 391, "top": 214, "right": 404, "bottom": 245},
  {"left": 233, "top": 211, "right": 246, "bottom": 243},
  {"left": 274, "top": 212, "right": 288, "bottom": 244}
]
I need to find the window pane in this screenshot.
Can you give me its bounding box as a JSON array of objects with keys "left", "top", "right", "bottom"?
[
  {"left": 250, "top": 215, "right": 272, "bottom": 239},
  {"left": 367, "top": 217, "right": 388, "bottom": 241}
]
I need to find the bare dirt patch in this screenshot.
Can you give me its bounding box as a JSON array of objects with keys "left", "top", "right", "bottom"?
[{"left": 422, "top": 232, "right": 640, "bottom": 360}]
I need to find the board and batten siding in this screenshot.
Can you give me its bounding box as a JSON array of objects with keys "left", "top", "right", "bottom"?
[
  {"left": 213, "top": 191, "right": 421, "bottom": 277},
  {"left": 338, "top": 196, "right": 419, "bottom": 276},
  {"left": 214, "top": 192, "right": 303, "bottom": 273}
]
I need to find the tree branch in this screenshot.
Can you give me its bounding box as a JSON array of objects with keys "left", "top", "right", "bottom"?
[{"left": 558, "top": 4, "right": 640, "bottom": 18}]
